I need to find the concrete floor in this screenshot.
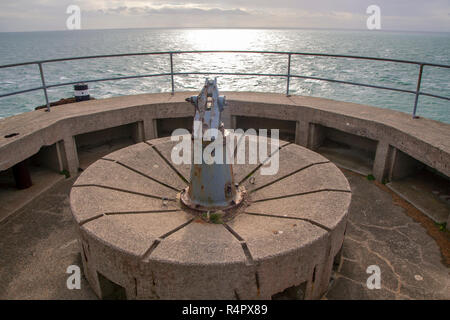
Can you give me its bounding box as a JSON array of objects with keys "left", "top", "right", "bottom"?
[
  {"left": 0, "top": 170, "right": 448, "bottom": 300},
  {"left": 327, "top": 171, "right": 449, "bottom": 300},
  {"left": 0, "top": 166, "right": 65, "bottom": 224}
]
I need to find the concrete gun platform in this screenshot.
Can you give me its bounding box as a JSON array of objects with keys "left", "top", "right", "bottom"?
[
  {"left": 69, "top": 135, "right": 351, "bottom": 299},
  {"left": 1, "top": 160, "right": 448, "bottom": 300}
]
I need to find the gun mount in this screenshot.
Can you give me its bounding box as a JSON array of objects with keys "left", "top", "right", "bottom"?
[{"left": 181, "top": 78, "right": 244, "bottom": 211}]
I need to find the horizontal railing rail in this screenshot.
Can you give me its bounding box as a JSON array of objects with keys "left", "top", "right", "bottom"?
[{"left": 0, "top": 50, "right": 448, "bottom": 118}]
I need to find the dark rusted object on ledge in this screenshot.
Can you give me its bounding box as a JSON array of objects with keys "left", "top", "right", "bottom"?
[{"left": 12, "top": 159, "right": 32, "bottom": 189}]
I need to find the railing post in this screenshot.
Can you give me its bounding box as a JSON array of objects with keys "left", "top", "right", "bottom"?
[
  {"left": 412, "top": 64, "right": 424, "bottom": 119},
  {"left": 170, "top": 53, "right": 175, "bottom": 95},
  {"left": 286, "top": 53, "right": 292, "bottom": 96},
  {"left": 38, "top": 63, "right": 50, "bottom": 112}
]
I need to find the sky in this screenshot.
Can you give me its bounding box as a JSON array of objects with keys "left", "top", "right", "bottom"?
[{"left": 0, "top": 0, "right": 449, "bottom": 32}]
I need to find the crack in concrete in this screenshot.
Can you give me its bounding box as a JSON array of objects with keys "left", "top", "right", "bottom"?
[
  {"left": 148, "top": 142, "right": 190, "bottom": 185},
  {"left": 346, "top": 220, "right": 374, "bottom": 241},
  {"left": 332, "top": 273, "right": 411, "bottom": 300},
  {"left": 223, "top": 223, "right": 255, "bottom": 266},
  {"left": 104, "top": 209, "right": 182, "bottom": 216},
  {"left": 238, "top": 142, "right": 291, "bottom": 186},
  {"left": 100, "top": 158, "right": 181, "bottom": 192},
  {"left": 222, "top": 223, "right": 262, "bottom": 297},
  {"left": 252, "top": 188, "right": 351, "bottom": 203},
  {"left": 248, "top": 161, "right": 331, "bottom": 194},
  {"left": 72, "top": 184, "right": 177, "bottom": 201},
  {"left": 79, "top": 210, "right": 182, "bottom": 225},
  {"left": 243, "top": 211, "right": 331, "bottom": 232},
  {"left": 79, "top": 213, "right": 105, "bottom": 226},
  {"left": 357, "top": 221, "right": 409, "bottom": 231},
  {"left": 142, "top": 218, "right": 194, "bottom": 262},
  {"left": 353, "top": 237, "right": 403, "bottom": 294}
]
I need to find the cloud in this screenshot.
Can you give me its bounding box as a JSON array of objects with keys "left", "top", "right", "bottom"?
[
  {"left": 0, "top": 0, "right": 448, "bottom": 32},
  {"left": 96, "top": 5, "right": 250, "bottom": 16}
]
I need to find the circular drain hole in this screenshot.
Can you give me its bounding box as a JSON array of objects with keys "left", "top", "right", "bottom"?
[{"left": 4, "top": 133, "right": 19, "bottom": 138}]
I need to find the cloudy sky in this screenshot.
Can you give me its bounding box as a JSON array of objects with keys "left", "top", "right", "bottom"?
[{"left": 0, "top": 0, "right": 449, "bottom": 32}]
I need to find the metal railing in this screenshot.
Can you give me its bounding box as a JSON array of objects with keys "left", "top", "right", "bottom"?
[{"left": 0, "top": 50, "right": 449, "bottom": 118}]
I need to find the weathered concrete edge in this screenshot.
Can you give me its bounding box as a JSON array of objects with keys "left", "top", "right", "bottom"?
[{"left": 0, "top": 92, "right": 449, "bottom": 181}]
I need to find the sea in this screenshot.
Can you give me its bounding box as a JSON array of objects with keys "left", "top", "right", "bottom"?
[{"left": 0, "top": 28, "right": 449, "bottom": 122}]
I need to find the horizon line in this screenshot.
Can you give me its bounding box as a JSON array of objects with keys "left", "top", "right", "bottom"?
[{"left": 1, "top": 26, "right": 449, "bottom": 35}]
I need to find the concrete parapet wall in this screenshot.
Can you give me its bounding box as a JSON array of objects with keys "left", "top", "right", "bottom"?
[{"left": 0, "top": 92, "right": 449, "bottom": 181}]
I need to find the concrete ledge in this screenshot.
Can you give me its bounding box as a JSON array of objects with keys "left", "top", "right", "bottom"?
[{"left": 1, "top": 92, "right": 449, "bottom": 226}]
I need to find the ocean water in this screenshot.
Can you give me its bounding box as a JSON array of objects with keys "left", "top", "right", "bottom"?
[{"left": 0, "top": 28, "right": 449, "bottom": 122}]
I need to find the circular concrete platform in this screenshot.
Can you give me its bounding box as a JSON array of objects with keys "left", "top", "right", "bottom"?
[{"left": 70, "top": 135, "right": 351, "bottom": 300}]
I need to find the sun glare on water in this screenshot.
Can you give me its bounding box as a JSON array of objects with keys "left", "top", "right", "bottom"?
[{"left": 182, "top": 29, "right": 266, "bottom": 51}]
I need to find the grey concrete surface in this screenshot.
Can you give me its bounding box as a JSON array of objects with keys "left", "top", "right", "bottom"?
[
  {"left": 387, "top": 174, "right": 449, "bottom": 224},
  {"left": 326, "top": 171, "right": 450, "bottom": 300},
  {"left": 0, "top": 165, "right": 448, "bottom": 299},
  {"left": 0, "top": 166, "right": 64, "bottom": 223},
  {"left": 0, "top": 176, "right": 97, "bottom": 299}
]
